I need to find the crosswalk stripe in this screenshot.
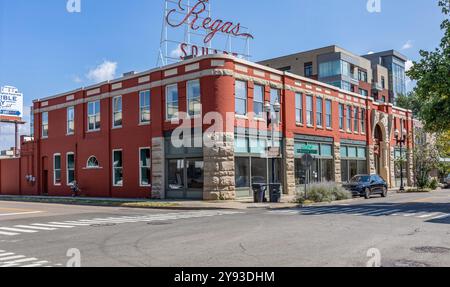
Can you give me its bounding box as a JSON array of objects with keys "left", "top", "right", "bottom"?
[
  {"left": 1, "top": 257, "right": 37, "bottom": 265},
  {"left": 15, "top": 225, "right": 56, "bottom": 231},
  {"left": 418, "top": 213, "right": 440, "bottom": 218},
  {"left": 430, "top": 213, "right": 450, "bottom": 220},
  {"left": 0, "top": 253, "right": 15, "bottom": 257},
  {"left": 402, "top": 213, "right": 418, "bottom": 217},
  {"left": 0, "top": 227, "right": 38, "bottom": 233},
  {"left": 0, "top": 230, "right": 20, "bottom": 236},
  {"left": 0, "top": 255, "right": 25, "bottom": 261},
  {"left": 48, "top": 222, "right": 90, "bottom": 227},
  {"left": 32, "top": 223, "right": 74, "bottom": 228},
  {"left": 22, "top": 261, "right": 49, "bottom": 267}
]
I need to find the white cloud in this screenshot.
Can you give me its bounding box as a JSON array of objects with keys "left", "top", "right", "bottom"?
[
  {"left": 86, "top": 60, "right": 117, "bottom": 83},
  {"left": 73, "top": 76, "right": 83, "bottom": 83},
  {"left": 170, "top": 45, "right": 183, "bottom": 59},
  {"left": 401, "top": 40, "right": 413, "bottom": 50},
  {"left": 405, "top": 60, "right": 413, "bottom": 72}
]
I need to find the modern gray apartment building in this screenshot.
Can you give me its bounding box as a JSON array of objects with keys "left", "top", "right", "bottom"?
[{"left": 259, "top": 45, "right": 407, "bottom": 104}]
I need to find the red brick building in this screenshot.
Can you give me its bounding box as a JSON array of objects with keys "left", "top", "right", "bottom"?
[{"left": 0, "top": 54, "right": 415, "bottom": 199}]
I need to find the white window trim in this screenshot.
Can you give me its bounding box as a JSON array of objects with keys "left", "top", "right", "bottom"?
[
  {"left": 67, "top": 107, "right": 75, "bottom": 136},
  {"left": 139, "top": 90, "right": 151, "bottom": 125},
  {"left": 253, "top": 84, "right": 265, "bottom": 119},
  {"left": 139, "top": 147, "right": 152, "bottom": 187},
  {"left": 112, "top": 96, "right": 123, "bottom": 129},
  {"left": 112, "top": 149, "right": 123, "bottom": 187},
  {"left": 87, "top": 101, "right": 101, "bottom": 132},
  {"left": 295, "top": 92, "right": 303, "bottom": 124},
  {"left": 165, "top": 84, "right": 179, "bottom": 121},
  {"left": 53, "top": 153, "right": 61, "bottom": 186},
  {"left": 235, "top": 80, "right": 248, "bottom": 116},
  {"left": 187, "top": 80, "right": 201, "bottom": 118},
  {"left": 66, "top": 152, "right": 75, "bottom": 186}
]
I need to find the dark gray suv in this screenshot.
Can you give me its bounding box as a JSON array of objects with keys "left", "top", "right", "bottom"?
[{"left": 343, "top": 175, "right": 388, "bottom": 199}]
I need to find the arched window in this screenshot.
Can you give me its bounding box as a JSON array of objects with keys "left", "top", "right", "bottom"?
[{"left": 86, "top": 156, "right": 99, "bottom": 168}]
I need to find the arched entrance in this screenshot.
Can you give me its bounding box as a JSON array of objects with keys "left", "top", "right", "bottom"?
[{"left": 374, "top": 125, "right": 383, "bottom": 175}]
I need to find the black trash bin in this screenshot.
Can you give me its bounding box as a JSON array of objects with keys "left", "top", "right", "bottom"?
[
  {"left": 252, "top": 184, "right": 266, "bottom": 203},
  {"left": 269, "top": 183, "right": 282, "bottom": 203}
]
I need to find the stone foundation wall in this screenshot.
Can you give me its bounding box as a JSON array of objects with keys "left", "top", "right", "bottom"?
[
  {"left": 151, "top": 137, "right": 165, "bottom": 199},
  {"left": 407, "top": 150, "right": 414, "bottom": 186},
  {"left": 389, "top": 147, "right": 396, "bottom": 188},
  {"left": 283, "top": 138, "right": 296, "bottom": 195},
  {"left": 203, "top": 133, "right": 236, "bottom": 200},
  {"left": 368, "top": 145, "right": 376, "bottom": 175},
  {"left": 333, "top": 142, "right": 342, "bottom": 183}
]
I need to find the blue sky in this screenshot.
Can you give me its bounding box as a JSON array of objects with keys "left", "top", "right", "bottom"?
[{"left": 0, "top": 0, "right": 446, "bottom": 149}]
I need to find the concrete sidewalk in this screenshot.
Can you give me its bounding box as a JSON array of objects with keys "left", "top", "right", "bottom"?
[{"left": 0, "top": 194, "right": 299, "bottom": 210}]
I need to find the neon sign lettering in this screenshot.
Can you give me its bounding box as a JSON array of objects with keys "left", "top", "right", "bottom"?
[{"left": 166, "top": 0, "right": 254, "bottom": 44}]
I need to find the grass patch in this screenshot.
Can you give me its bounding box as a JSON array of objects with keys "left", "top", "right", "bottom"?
[{"left": 404, "top": 188, "right": 432, "bottom": 193}]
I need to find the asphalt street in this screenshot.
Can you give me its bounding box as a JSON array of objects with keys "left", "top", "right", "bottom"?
[{"left": 0, "top": 189, "right": 449, "bottom": 267}]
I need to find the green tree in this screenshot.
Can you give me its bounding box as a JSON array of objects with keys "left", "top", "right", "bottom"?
[
  {"left": 407, "top": 0, "right": 450, "bottom": 133},
  {"left": 414, "top": 130, "right": 441, "bottom": 188},
  {"left": 395, "top": 92, "right": 421, "bottom": 116}
]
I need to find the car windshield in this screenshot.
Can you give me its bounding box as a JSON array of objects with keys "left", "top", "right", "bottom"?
[{"left": 350, "top": 176, "right": 371, "bottom": 183}]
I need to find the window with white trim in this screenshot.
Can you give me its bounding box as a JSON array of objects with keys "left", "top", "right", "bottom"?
[
  {"left": 316, "top": 97, "right": 323, "bottom": 127},
  {"left": 42, "top": 112, "right": 49, "bottom": 138},
  {"left": 112, "top": 96, "right": 122, "bottom": 128},
  {"left": 139, "top": 90, "right": 151, "bottom": 124},
  {"left": 306, "top": 95, "right": 313, "bottom": 126},
  {"left": 235, "top": 80, "right": 247, "bottom": 116},
  {"left": 113, "top": 150, "right": 123, "bottom": 186},
  {"left": 254, "top": 84, "right": 264, "bottom": 118},
  {"left": 54, "top": 154, "right": 61, "bottom": 185},
  {"left": 339, "top": 104, "right": 344, "bottom": 130},
  {"left": 346, "top": 105, "right": 352, "bottom": 131},
  {"left": 166, "top": 84, "right": 179, "bottom": 120},
  {"left": 361, "top": 108, "right": 366, "bottom": 134},
  {"left": 67, "top": 107, "right": 74, "bottom": 135},
  {"left": 187, "top": 80, "right": 201, "bottom": 117},
  {"left": 86, "top": 156, "right": 99, "bottom": 168},
  {"left": 87, "top": 101, "right": 100, "bottom": 131},
  {"left": 326, "top": 100, "right": 332, "bottom": 128},
  {"left": 295, "top": 92, "right": 303, "bottom": 124},
  {"left": 354, "top": 107, "right": 359, "bottom": 133},
  {"left": 139, "top": 148, "right": 151, "bottom": 187},
  {"left": 67, "top": 153, "right": 75, "bottom": 185}
]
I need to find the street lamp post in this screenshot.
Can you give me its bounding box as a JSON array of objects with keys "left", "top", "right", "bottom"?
[
  {"left": 265, "top": 101, "right": 281, "bottom": 184},
  {"left": 395, "top": 128, "right": 407, "bottom": 192}
]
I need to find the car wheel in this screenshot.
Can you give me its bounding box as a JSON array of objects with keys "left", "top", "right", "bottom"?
[
  {"left": 364, "top": 188, "right": 371, "bottom": 199},
  {"left": 381, "top": 187, "right": 387, "bottom": 198}
]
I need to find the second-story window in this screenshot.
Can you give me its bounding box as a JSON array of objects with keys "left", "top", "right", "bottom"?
[
  {"left": 254, "top": 85, "right": 264, "bottom": 118},
  {"left": 346, "top": 106, "right": 352, "bottom": 131},
  {"left": 354, "top": 107, "right": 359, "bottom": 133},
  {"left": 235, "top": 80, "right": 247, "bottom": 116},
  {"left": 112, "top": 96, "right": 122, "bottom": 128},
  {"left": 316, "top": 97, "right": 323, "bottom": 127},
  {"left": 306, "top": 95, "right": 313, "bottom": 126},
  {"left": 87, "top": 101, "right": 100, "bottom": 131},
  {"left": 42, "top": 112, "right": 49, "bottom": 138},
  {"left": 139, "top": 90, "right": 151, "bottom": 124},
  {"left": 304, "top": 62, "right": 313, "bottom": 77},
  {"left": 326, "top": 100, "right": 332, "bottom": 128},
  {"left": 339, "top": 104, "right": 344, "bottom": 130},
  {"left": 381, "top": 76, "right": 386, "bottom": 89},
  {"left": 361, "top": 108, "right": 366, "bottom": 134},
  {"left": 187, "top": 80, "right": 201, "bottom": 117},
  {"left": 166, "top": 84, "right": 179, "bottom": 120},
  {"left": 295, "top": 92, "right": 303, "bottom": 124},
  {"left": 67, "top": 107, "right": 75, "bottom": 135},
  {"left": 270, "top": 88, "right": 280, "bottom": 119}
]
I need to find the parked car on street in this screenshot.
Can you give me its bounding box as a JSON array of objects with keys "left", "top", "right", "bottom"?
[{"left": 343, "top": 175, "right": 388, "bottom": 199}]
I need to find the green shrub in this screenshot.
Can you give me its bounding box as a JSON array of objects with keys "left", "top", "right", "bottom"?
[
  {"left": 296, "top": 182, "right": 352, "bottom": 204},
  {"left": 429, "top": 178, "right": 439, "bottom": 190}
]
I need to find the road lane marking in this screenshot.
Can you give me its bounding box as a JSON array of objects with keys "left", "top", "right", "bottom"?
[
  {"left": 14, "top": 225, "right": 57, "bottom": 231},
  {"left": 0, "top": 231, "right": 19, "bottom": 236},
  {"left": 2, "top": 257, "right": 37, "bottom": 265},
  {"left": 31, "top": 223, "right": 75, "bottom": 228},
  {"left": 22, "top": 261, "right": 50, "bottom": 267},
  {"left": 0, "top": 255, "right": 25, "bottom": 261},
  {"left": 0, "top": 227, "right": 38, "bottom": 233},
  {"left": 0, "top": 253, "right": 15, "bottom": 257},
  {"left": 0, "top": 211, "right": 44, "bottom": 217}
]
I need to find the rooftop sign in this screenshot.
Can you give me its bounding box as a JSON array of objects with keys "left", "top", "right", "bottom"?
[{"left": 0, "top": 86, "right": 23, "bottom": 122}]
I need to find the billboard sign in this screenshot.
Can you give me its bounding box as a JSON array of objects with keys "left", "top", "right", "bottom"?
[{"left": 0, "top": 86, "right": 23, "bottom": 121}]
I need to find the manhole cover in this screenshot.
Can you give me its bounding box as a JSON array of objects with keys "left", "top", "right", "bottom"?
[
  {"left": 411, "top": 246, "right": 450, "bottom": 254},
  {"left": 147, "top": 222, "right": 172, "bottom": 226},
  {"left": 90, "top": 223, "right": 117, "bottom": 227},
  {"left": 393, "top": 260, "right": 430, "bottom": 267}
]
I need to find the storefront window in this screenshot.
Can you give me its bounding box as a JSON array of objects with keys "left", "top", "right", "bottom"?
[
  {"left": 235, "top": 157, "right": 250, "bottom": 188},
  {"left": 294, "top": 142, "right": 334, "bottom": 185},
  {"left": 340, "top": 145, "right": 368, "bottom": 182},
  {"left": 168, "top": 159, "right": 184, "bottom": 190},
  {"left": 251, "top": 158, "right": 267, "bottom": 184},
  {"left": 187, "top": 159, "right": 204, "bottom": 189}
]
